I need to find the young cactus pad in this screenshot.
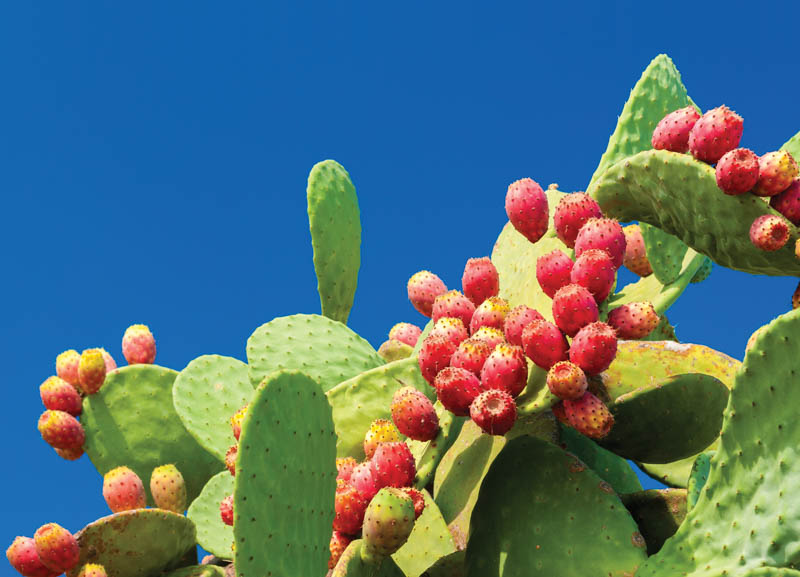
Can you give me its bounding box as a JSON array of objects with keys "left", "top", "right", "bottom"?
[
  {"left": 558, "top": 424, "right": 642, "bottom": 494},
  {"left": 640, "top": 222, "right": 695, "bottom": 285},
  {"left": 186, "top": 471, "right": 234, "bottom": 559},
  {"left": 332, "top": 540, "right": 405, "bottom": 577},
  {"left": 390, "top": 490, "right": 457, "bottom": 577}
]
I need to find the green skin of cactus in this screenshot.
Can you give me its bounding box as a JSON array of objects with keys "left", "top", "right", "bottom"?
[
  {"left": 186, "top": 471, "right": 233, "bottom": 559},
  {"left": 686, "top": 451, "right": 714, "bottom": 511},
  {"left": 332, "top": 540, "right": 405, "bottom": 577},
  {"left": 621, "top": 489, "right": 688, "bottom": 555},
  {"left": 640, "top": 222, "right": 694, "bottom": 285},
  {"left": 391, "top": 489, "right": 457, "bottom": 577},
  {"left": 362, "top": 488, "right": 417, "bottom": 561}
]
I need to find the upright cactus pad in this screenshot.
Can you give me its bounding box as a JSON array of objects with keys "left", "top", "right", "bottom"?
[
  {"left": 332, "top": 540, "right": 405, "bottom": 577},
  {"left": 621, "top": 489, "right": 687, "bottom": 555},
  {"left": 234, "top": 370, "right": 337, "bottom": 577},
  {"left": 686, "top": 451, "right": 714, "bottom": 511},
  {"left": 187, "top": 471, "right": 234, "bottom": 559},
  {"left": 391, "top": 490, "right": 457, "bottom": 577},
  {"left": 307, "top": 159, "right": 361, "bottom": 324},
  {"left": 640, "top": 223, "right": 694, "bottom": 285}
]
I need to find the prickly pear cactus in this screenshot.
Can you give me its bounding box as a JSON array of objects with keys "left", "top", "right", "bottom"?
[{"left": 186, "top": 471, "right": 234, "bottom": 559}]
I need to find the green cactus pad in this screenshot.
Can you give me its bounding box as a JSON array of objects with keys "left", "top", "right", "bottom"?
[
  {"left": 411, "top": 320, "right": 433, "bottom": 356},
  {"left": 638, "top": 308, "right": 800, "bottom": 576},
  {"left": 690, "top": 256, "right": 713, "bottom": 284},
  {"left": 641, "top": 223, "right": 694, "bottom": 285},
  {"left": 234, "top": 370, "right": 337, "bottom": 577},
  {"left": 332, "top": 540, "right": 405, "bottom": 577},
  {"left": 246, "top": 314, "right": 383, "bottom": 391},
  {"left": 187, "top": 471, "right": 234, "bottom": 559},
  {"left": 66, "top": 509, "right": 196, "bottom": 577},
  {"left": 621, "top": 489, "right": 687, "bottom": 555},
  {"left": 163, "top": 566, "right": 226, "bottom": 577},
  {"left": 81, "top": 365, "right": 222, "bottom": 504},
  {"left": 686, "top": 451, "right": 714, "bottom": 511},
  {"left": 781, "top": 130, "right": 800, "bottom": 160},
  {"left": 407, "top": 402, "right": 465, "bottom": 489},
  {"left": 515, "top": 362, "right": 556, "bottom": 415},
  {"left": 327, "top": 357, "right": 434, "bottom": 459},
  {"left": 558, "top": 424, "right": 642, "bottom": 493},
  {"left": 599, "top": 373, "right": 729, "bottom": 463},
  {"left": 422, "top": 551, "right": 465, "bottom": 577},
  {"left": 391, "top": 490, "right": 457, "bottom": 577},
  {"left": 590, "top": 150, "right": 800, "bottom": 276},
  {"left": 465, "top": 436, "right": 647, "bottom": 576},
  {"left": 642, "top": 315, "right": 678, "bottom": 342},
  {"left": 307, "top": 159, "right": 361, "bottom": 324},
  {"left": 173, "top": 355, "right": 253, "bottom": 461}
]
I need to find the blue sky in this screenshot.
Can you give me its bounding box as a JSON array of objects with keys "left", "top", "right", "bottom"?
[{"left": 3, "top": 0, "right": 800, "bottom": 554}]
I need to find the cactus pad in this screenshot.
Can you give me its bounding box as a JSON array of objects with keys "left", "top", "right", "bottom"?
[
  {"left": 332, "top": 540, "right": 405, "bottom": 577},
  {"left": 621, "top": 489, "right": 687, "bottom": 555},
  {"left": 686, "top": 451, "right": 714, "bottom": 511},
  {"left": 163, "top": 566, "right": 226, "bottom": 577},
  {"left": 187, "top": 471, "right": 234, "bottom": 559},
  {"left": 407, "top": 402, "right": 465, "bottom": 489},
  {"left": 558, "top": 424, "right": 642, "bottom": 493},
  {"left": 781, "top": 130, "right": 800, "bottom": 160},
  {"left": 391, "top": 490, "right": 457, "bottom": 577},
  {"left": 641, "top": 223, "right": 694, "bottom": 285}
]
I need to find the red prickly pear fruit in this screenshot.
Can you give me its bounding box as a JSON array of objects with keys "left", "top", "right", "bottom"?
[
  {"left": 570, "top": 248, "right": 616, "bottom": 303},
  {"left": 450, "top": 339, "right": 493, "bottom": 378},
  {"left": 55, "top": 350, "right": 81, "bottom": 388},
  {"left": 461, "top": 257, "right": 500, "bottom": 306},
  {"left": 78, "top": 348, "right": 106, "bottom": 395},
  {"left": 715, "top": 148, "right": 759, "bottom": 195},
  {"left": 553, "top": 193, "right": 603, "bottom": 248},
  {"left": 122, "top": 324, "right": 156, "bottom": 365},
  {"left": 432, "top": 290, "right": 476, "bottom": 328},
  {"left": 362, "top": 488, "right": 416, "bottom": 559},
  {"left": 417, "top": 335, "right": 457, "bottom": 384},
  {"left": 220, "top": 495, "right": 234, "bottom": 527},
  {"left": 546, "top": 361, "right": 588, "bottom": 400},
  {"left": 552, "top": 284, "right": 599, "bottom": 337},
  {"left": 39, "top": 376, "right": 82, "bottom": 417},
  {"left": 328, "top": 531, "right": 353, "bottom": 569},
  {"left": 770, "top": 180, "right": 800, "bottom": 225},
  {"left": 622, "top": 224, "right": 653, "bottom": 277},
  {"left": 429, "top": 317, "right": 469, "bottom": 348},
  {"left": 333, "top": 483, "right": 368, "bottom": 534},
  {"left": 434, "top": 366, "right": 482, "bottom": 417},
  {"left": 563, "top": 392, "right": 614, "bottom": 439},
  {"left": 363, "top": 419, "right": 401, "bottom": 460},
  {"left": 100, "top": 349, "right": 117, "bottom": 373},
  {"left": 505, "top": 178, "right": 549, "bottom": 244},
  {"left": 469, "top": 296, "right": 510, "bottom": 335},
  {"left": 651, "top": 106, "right": 701, "bottom": 153},
  {"left": 230, "top": 405, "right": 248, "bottom": 441},
  {"left": 536, "top": 250, "right": 574, "bottom": 299},
  {"left": 407, "top": 271, "right": 447, "bottom": 317},
  {"left": 569, "top": 322, "right": 618, "bottom": 375},
  {"left": 371, "top": 442, "right": 416, "bottom": 489},
  {"left": 574, "top": 218, "right": 626, "bottom": 270},
  {"left": 754, "top": 151, "right": 799, "bottom": 197},
  {"left": 55, "top": 446, "right": 84, "bottom": 461},
  {"left": 469, "top": 389, "right": 516, "bottom": 436},
  {"left": 102, "top": 466, "right": 146, "bottom": 513},
  {"left": 400, "top": 487, "right": 426, "bottom": 519},
  {"left": 480, "top": 344, "right": 528, "bottom": 398},
  {"left": 749, "top": 214, "right": 790, "bottom": 252},
  {"left": 150, "top": 464, "right": 187, "bottom": 513},
  {"left": 551, "top": 401, "right": 570, "bottom": 426},
  {"left": 225, "top": 445, "right": 238, "bottom": 476},
  {"left": 6, "top": 536, "right": 58, "bottom": 577},
  {"left": 350, "top": 461, "right": 380, "bottom": 501},
  {"left": 336, "top": 457, "right": 358, "bottom": 483},
  {"left": 521, "top": 319, "right": 569, "bottom": 370},
  {"left": 77, "top": 564, "right": 108, "bottom": 577},
  {"left": 389, "top": 322, "right": 422, "bottom": 348},
  {"left": 391, "top": 387, "right": 439, "bottom": 442},
  {"left": 469, "top": 327, "right": 507, "bottom": 352},
  {"left": 503, "top": 305, "right": 544, "bottom": 347},
  {"left": 608, "top": 302, "right": 660, "bottom": 340},
  {"left": 33, "top": 523, "right": 79, "bottom": 574},
  {"left": 688, "top": 105, "right": 743, "bottom": 163},
  {"left": 37, "top": 410, "right": 84, "bottom": 450}
]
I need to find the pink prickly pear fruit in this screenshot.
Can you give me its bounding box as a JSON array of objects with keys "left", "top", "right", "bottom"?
[
  {"left": 230, "top": 404, "right": 248, "bottom": 441},
  {"left": 33, "top": 523, "right": 79, "bottom": 574},
  {"left": 715, "top": 148, "right": 759, "bottom": 195},
  {"left": 770, "top": 180, "right": 800, "bottom": 225},
  {"left": 521, "top": 319, "right": 569, "bottom": 370},
  {"left": 688, "top": 105, "right": 743, "bottom": 163},
  {"left": 570, "top": 248, "right": 616, "bottom": 303},
  {"left": 749, "top": 214, "right": 790, "bottom": 252},
  {"left": 55, "top": 350, "right": 81, "bottom": 388},
  {"left": 350, "top": 461, "right": 380, "bottom": 501},
  {"left": 569, "top": 322, "right": 618, "bottom": 375},
  {"left": 328, "top": 531, "right": 353, "bottom": 570},
  {"left": 371, "top": 442, "right": 416, "bottom": 489},
  {"left": 450, "top": 338, "right": 493, "bottom": 377},
  {"left": 39, "top": 376, "right": 82, "bottom": 417},
  {"left": 754, "top": 151, "right": 799, "bottom": 196},
  {"left": 553, "top": 193, "right": 603, "bottom": 248},
  {"left": 651, "top": 106, "right": 701, "bottom": 153},
  {"left": 150, "top": 464, "right": 187, "bottom": 513},
  {"left": 434, "top": 366, "right": 482, "bottom": 416},
  {"left": 391, "top": 387, "right": 439, "bottom": 442},
  {"left": 102, "top": 466, "right": 146, "bottom": 513},
  {"left": 6, "top": 536, "right": 58, "bottom": 577},
  {"left": 469, "top": 327, "right": 507, "bottom": 352},
  {"left": 607, "top": 302, "right": 660, "bottom": 340},
  {"left": 503, "top": 305, "right": 544, "bottom": 347},
  {"left": 432, "top": 290, "right": 476, "bottom": 328},
  {"left": 546, "top": 361, "right": 588, "bottom": 400},
  {"left": 552, "top": 284, "right": 599, "bottom": 337},
  {"left": 469, "top": 296, "right": 510, "bottom": 335},
  {"left": 417, "top": 334, "right": 457, "bottom": 384},
  {"left": 505, "top": 178, "right": 549, "bottom": 244},
  {"left": 122, "top": 324, "right": 156, "bottom": 365},
  {"left": 388, "top": 322, "right": 422, "bottom": 347},
  {"left": 429, "top": 317, "right": 469, "bottom": 348},
  {"left": 37, "top": 410, "right": 84, "bottom": 450},
  {"left": 622, "top": 224, "right": 653, "bottom": 277},
  {"left": 400, "top": 487, "right": 426, "bottom": 519},
  {"left": 378, "top": 339, "right": 413, "bottom": 363},
  {"left": 220, "top": 495, "right": 234, "bottom": 527},
  {"left": 480, "top": 344, "right": 528, "bottom": 398},
  {"left": 461, "top": 257, "right": 500, "bottom": 306},
  {"left": 363, "top": 419, "right": 401, "bottom": 460},
  {"left": 100, "top": 349, "right": 117, "bottom": 372},
  {"left": 563, "top": 392, "right": 614, "bottom": 439},
  {"left": 407, "top": 271, "right": 447, "bottom": 317},
  {"left": 574, "top": 218, "right": 626, "bottom": 269},
  {"left": 55, "top": 446, "right": 84, "bottom": 461},
  {"left": 77, "top": 564, "right": 108, "bottom": 577},
  {"left": 336, "top": 457, "right": 358, "bottom": 483},
  {"left": 469, "top": 389, "right": 516, "bottom": 436},
  {"left": 225, "top": 445, "right": 237, "bottom": 476},
  {"left": 536, "top": 250, "right": 574, "bottom": 299},
  {"left": 78, "top": 349, "right": 106, "bottom": 395}
]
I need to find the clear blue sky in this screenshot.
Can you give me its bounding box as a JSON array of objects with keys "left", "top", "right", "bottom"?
[{"left": 4, "top": 1, "right": 799, "bottom": 553}]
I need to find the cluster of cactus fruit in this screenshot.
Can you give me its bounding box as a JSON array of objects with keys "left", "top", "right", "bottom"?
[{"left": 9, "top": 53, "right": 800, "bottom": 577}]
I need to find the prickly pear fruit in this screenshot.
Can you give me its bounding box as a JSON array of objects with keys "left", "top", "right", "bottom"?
[
  {"left": 364, "top": 419, "right": 401, "bottom": 460},
  {"left": 469, "top": 296, "right": 510, "bottom": 334},
  {"left": 350, "top": 461, "right": 380, "bottom": 501},
  {"left": 551, "top": 401, "right": 570, "bottom": 426},
  {"left": 150, "top": 464, "right": 187, "bottom": 513},
  {"left": 407, "top": 271, "right": 447, "bottom": 317},
  {"left": 102, "top": 466, "right": 146, "bottom": 513},
  {"left": 470, "top": 389, "right": 516, "bottom": 436},
  {"left": 336, "top": 457, "right": 358, "bottom": 483},
  {"left": 434, "top": 366, "right": 482, "bottom": 417},
  {"left": 220, "top": 495, "right": 234, "bottom": 527},
  {"left": 432, "top": 290, "right": 476, "bottom": 329},
  {"left": 362, "top": 488, "right": 416, "bottom": 559},
  {"left": 39, "top": 377, "right": 82, "bottom": 417},
  {"left": 715, "top": 148, "right": 759, "bottom": 195},
  {"left": 77, "top": 564, "right": 108, "bottom": 577},
  {"left": 569, "top": 322, "right": 618, "bottom": 375},
  {"left": 563, "top": 391, "right": 614, "bottom": 439},
  {"left": 388, "top": 322, "right": 423, "bottom": 347},
  {"left": 371, "top": 442, "right": 416, "bottom": 489},
  {"left": 225, "top": 445, "right": 237, "bottom": 476},
  {"left": 574, "top": 217, "right": 626, "bottom": 269},
  {"left": 749, "top": 214, "right": 790, "bottom": 252},
  {"left": 754, "top": 150, "right": 799, "bottom": 196},
  {"left": 37, "top": 410, "right": 84, "bottom": 450},
  {"left": 651, "top": 106, "right": 701, "bottom": 153},
  {"left": 505, "top": 178, "right": 549, "bottom": 244},
  {"left": 480, "top": 344, "right": 528, "bottom": 398},
  {"left": 688, "top": 105, "right": 743, "bottom": 163},
  {"left": 417, "top": 335, "right": 457, "bottom": 384},
  {"left": 230, "top": 405, "right": 248, "bottom": 441},
  {"left": 503, "top": 305, "right": 544, "bottom": 347},
  {"left": 55, "top": 350, "right": 80, "bottom": 388},
  {"left": 122, "top": 324, "right": 157, "bottom": 365},
  {"left": 607, "top": 302, "right": 660, "bottom": 340},
  {"left": 6, "top": 536, "right": 57, "bottom": 577},
  {"left": 553, "top": 192, "right": 603, "bottom": 248},
  {"left": 536, "top": 249, "right": 574, "bottom": 299},
  {"left": 391, "top": 386, "right": 439, "bottom": 442},
  {"left": 461, "top": 257, "right": 500, "bottom": 306},
  {"left": 400, "top": 487, "right": 426, "bottom": 519},
  {"left": 552, "top": 284, "right": 599, "bottom": 337},
  {"left": 33, "top": 523, "right": 79, "bottom": 574},
  {"left": 78, "top": 348, "right": 106, "bottom": 395},
  {"left": 521, "top": 319, "right": 569, "bottom": 369},
  {"left": 622, "top": 224, "right": 652, "bottom": 277},
  {"left": 100, "top": 349, "right": 117, "bottom": 372},
  {"left": 329, "top": 531, "right": 353, "bottom": 569},
  {"left": 469, "top": 327, "right": 506, "bottom": 351},
  {"left": 546, "top": 361, "right": 588, "bottom": 400},
  {"left": 570, "top": 248, "right": 616, "bottom": 303},
  {"left": 450, "top": 339, "right": 492, "bottom": 378},
  {"left": 55, "top": 446, "right": 84, "bottom": 461},
  {"left": 378, "top": 339, "right": 413, "bottom": 362},
  {"left": 429, "top": 317, "right": 469, "bottom": 348},
  {"left": 770, "top": 180, "right": 800, "bottom": 224}
]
